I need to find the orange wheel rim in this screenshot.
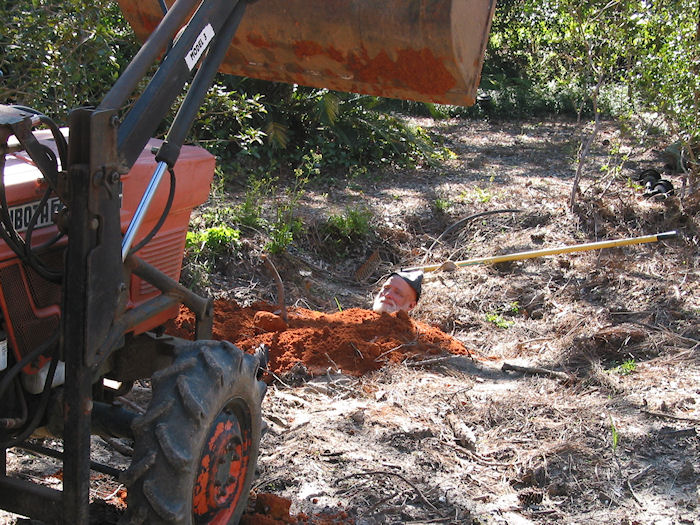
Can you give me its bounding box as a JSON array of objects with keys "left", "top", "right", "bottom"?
[{"left": 192, "top": 399, "right": 252, "bottom": 524}]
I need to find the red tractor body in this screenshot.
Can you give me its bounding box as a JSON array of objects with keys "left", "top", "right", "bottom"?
[{"left": 0, "top": 130, "right": 214, "bottom": 375}]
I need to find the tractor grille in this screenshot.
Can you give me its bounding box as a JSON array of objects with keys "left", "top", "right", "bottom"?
[
  {"left": 135, "top": 229, "right": 185, "bottom": 297},
  {"left": 25, "top": 249, "right": 63, "bottom": 308},
  {"left": 0, "top": 262, "right": 59, "bottom": 360}
]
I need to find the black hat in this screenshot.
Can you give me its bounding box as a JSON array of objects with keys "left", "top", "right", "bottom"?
[{"left": 391, "top": 270, "right": 424, "bottom": 301}]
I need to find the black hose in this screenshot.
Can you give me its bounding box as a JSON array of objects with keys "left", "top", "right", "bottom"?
[
  {"left": 23, "top": 187, "right": 63, "bottom": 282},
  {"left": 128, "top": 167, "right": 176, "bottom": 256},
  {"left": 0, "top": 331, "right": 59, "bottom": 401},
  {"left": 0, "top": 111, "right": 63, "bottom": 281},
  {"left": 0, "top": 331, "right": 59, "bottom": 447},
  {"left": 1, "top": 348, "right": 60, "bottom": 447}
]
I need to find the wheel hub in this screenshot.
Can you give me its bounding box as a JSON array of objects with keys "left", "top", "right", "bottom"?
[{"left": 193, "top": 399, "right": 252, "bottom": 524}]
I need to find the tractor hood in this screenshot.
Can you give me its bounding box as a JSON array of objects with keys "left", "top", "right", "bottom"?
[{"left": 116, "top": 0, "right": 496, "bottom": 107}]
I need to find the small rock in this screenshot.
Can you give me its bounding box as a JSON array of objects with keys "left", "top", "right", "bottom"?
[{"left": 349, "top": 410, "right": 365, "bottom": 425}]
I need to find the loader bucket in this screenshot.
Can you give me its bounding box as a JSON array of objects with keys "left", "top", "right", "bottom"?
[{"left": 116, "top": 0, "right": 496, "bottom": 106}]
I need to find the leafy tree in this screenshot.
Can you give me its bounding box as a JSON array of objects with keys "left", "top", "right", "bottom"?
[
  {"left": 625, "top": 2, "right": 699, "bottom": 180},
  {"left": 0, "top": 0, "right": 138, "bottom": 119},
  {"left": 485, "top": 0, "right": 699, "bottom": 193}
]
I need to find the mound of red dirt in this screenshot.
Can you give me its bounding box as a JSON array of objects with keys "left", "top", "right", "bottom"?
[{"left": 166, "top": 299, "right": 470, "bottom": 377}]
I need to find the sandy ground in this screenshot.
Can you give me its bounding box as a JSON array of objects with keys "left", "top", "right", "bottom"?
[{"left": 2, "top": 117, "right": 698, "bottom": 524}]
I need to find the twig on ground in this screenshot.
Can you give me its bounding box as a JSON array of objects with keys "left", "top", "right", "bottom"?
[
  {"left": 375, "top": 340, "right": 419, "bottom": 362},
  {"left": 350, "top": 342, "right": 364, "bottom": 359},
  {"left": 273, "top": 389, "right": 311, "bottom": 407},
  {"left": 629, "top": 465, "right": 654, "bottom": 484},
  {"left": 102, "top": 437, "right": 133, "bottom": 457},
  {"left": 405, "top": 519, "right": 452, "bottom": 524},
  {"left": 641, "top": 409, "right": 700, "bottom": 423},
  {"left": 502, "top": 362, "right": 572, "bottom": 382},
  {"left": 266, "top": 413, "right": 291, "bottom": 429},
  {"left": 421, "top": 209, "right": 522, "bottom": 264},
  {"left": 325, "top": 353, "right": 341, "bottom": 372},
  {"left": 445, "top": 441, "right": 515, "bottom": 467},
  {"left": 265, "top": 368, "right": 293, "bottom": 389},
  {"left": 368, "top": 491, "right": 400, "bottom": 512},
  {"left": 626, "top": 479, "right": 644, "bottom": 508},
  {"left": 336, "top": 470, "right": 440, "bottom": 512},
  {"left": 405, "top": 355, "right": 457, "bottom": 367},
  {"left": 262, "top": 254, "right": 287, "bottom": 322},
  {"left": 101, "top": 484, "right": 125, "bottom": 502}
]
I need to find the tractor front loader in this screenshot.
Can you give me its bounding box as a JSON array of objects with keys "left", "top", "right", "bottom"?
[{"left": 0, "top": 1, "right": 495, "bottom": 523}]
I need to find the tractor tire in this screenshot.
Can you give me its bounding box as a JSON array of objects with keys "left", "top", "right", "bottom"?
[{"left": 120, "top": 340, "right": 267, "bottom": 525}]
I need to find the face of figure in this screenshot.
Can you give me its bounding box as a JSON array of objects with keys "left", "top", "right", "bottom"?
[{"left": 372, "top": 275, "right": 417, "bottom": 314}]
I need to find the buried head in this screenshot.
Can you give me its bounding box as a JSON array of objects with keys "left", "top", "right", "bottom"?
[{"left": 372, "top": 271, "right": 423, "bottom": 314}]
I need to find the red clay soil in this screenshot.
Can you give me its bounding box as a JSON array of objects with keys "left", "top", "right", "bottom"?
[
  {"left": 241, "top": 492, "right": 353, "bottom": 525},
  {"left": 165, "top": 299, "right": 470, "bottom": 377},
  {"left": 165, "top": 301, "right": 469, "bottom": 524}
]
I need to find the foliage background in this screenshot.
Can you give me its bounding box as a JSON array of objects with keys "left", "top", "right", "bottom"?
[
  {"left": 1, "top": 0, "right": 697, "bottom": 260},
  {"left": 2, "top": 0, "right": 697, "bottom": 168}
]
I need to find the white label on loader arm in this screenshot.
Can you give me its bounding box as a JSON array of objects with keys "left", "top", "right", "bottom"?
[
  {"left": 186, "top": 24, "right": 215, "bottom": 70},
  {"left": 0, "top": 339, "right": 7, "bottom": 371}
]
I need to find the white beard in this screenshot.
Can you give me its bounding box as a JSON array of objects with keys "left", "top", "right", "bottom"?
[{"left": 373, "top": 296, "right": 399, "bottom": 314}]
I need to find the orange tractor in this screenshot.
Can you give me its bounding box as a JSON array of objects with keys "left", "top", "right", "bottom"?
[{"left": 0, "top": 1, "right": 494, "bottom": 523}]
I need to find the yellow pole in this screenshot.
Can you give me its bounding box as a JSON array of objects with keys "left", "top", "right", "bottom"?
[{"left": 403, "top": 231, "right": 677, "bottom": 273}]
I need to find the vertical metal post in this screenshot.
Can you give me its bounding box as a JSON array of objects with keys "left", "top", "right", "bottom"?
[{"left": 61, "top": 109, "right": 95, "bottom": 525}]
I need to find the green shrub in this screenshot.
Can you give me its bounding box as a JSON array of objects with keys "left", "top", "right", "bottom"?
[
  {"left": 183, "top": 225, "right": 240, "bottom": 289},
  {"left": 1, "top": 1, "right": 138, "bottom": 117},
  {"left": 189, "top": 86, "right": 267, "bottom": 162},
  {"left": 186, "top": 225, "right": 240, "bottom": 258},
  {"left": 319, "top": 207, "right": 372, "bottom": 259},
  {"left": 485, "top": 312, "right": 514, "bottom": 329},
  {"left": 263, "top": 151, "right": 317, "bottom": 253}
]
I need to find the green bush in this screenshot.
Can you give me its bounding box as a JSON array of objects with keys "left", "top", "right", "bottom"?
[
  {"left": 189, "top": 86, "right": 267, "bottom": 163},
  {"left": 319, "top": 207, "right": 372, "bottom": 259},
  {"left": 233, "top": 83, "right": 457, "bottom": 175},
  {"left": 1, "top": 0, "right": 137, "bottom": 118},
  {"left": 264, "top": 151, "right": 317, "bottom": 253},
  {"left": 186, "top": 225, "right": 240, "bottom": 258}
]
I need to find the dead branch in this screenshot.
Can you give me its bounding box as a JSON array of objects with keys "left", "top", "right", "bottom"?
[
  {"left": 115, "top": 395, "right": 146, "bottom": 415},
  {"left": 374, "top": 340, "right": 419, "bottom": 362},
  {"left": 421, "top": 209, "right": 522, "bottom": 264},
  {"left": 350, "top": 342, "right": 364, "bottom": 359},
  {"left": 102, "top": 437, "right": 133, "bottom": 457},
  {"left": 262, "top": 254, "right": 288, "bottom": 322},
  {"left": 501, "top": 362, "right": 572, "bottom": 382},
  {"left": 626, "top": 479, "right": 644, "bottom": 508},
  {"left": 629, "top": 465, "right": 654, "bottom": 484},
  {"left": 336, "top": 470, "right": 439, "bottom": 512},
  {"left": 405, "top": 355, "right": 460, "bottom": 367}
]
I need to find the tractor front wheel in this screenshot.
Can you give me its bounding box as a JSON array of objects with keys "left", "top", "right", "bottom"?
[{"left": 120, "top": 340, "right": 267, "bottom": 524}]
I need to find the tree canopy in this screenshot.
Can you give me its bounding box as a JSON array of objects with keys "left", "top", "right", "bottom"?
[{"left": 1, "top": 0, "right": 698, "bottom": 181}]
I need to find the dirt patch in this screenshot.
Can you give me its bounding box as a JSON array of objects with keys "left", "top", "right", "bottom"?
[
  {"left": 166, "top": 300, "right": 470, "bottom": 377},
  {"left": 2, "top": 117, "right": 698, "bottom": 525}
]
